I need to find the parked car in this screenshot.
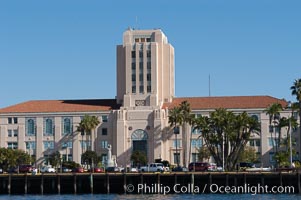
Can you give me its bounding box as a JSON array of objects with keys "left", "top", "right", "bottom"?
[
  {"left": 62, "top": 167, "right": 72, "bottom": 173},
  {"left": 19, "top": 164, "right": 33, "bottom": 173},
  {"left": 188, "top": 162, "right": 210, "bottom": 172},
  {"left": 7, "top": 167, "right": 18, "bottom": 173},
  {"left": 239, "top": 162, "right": 255, "bottom": 171},
  {"left": 208, "top": 163, "right": 217, "bottom": 171},
  {"left": 89, "top": 167, "right": 104, "bottom": 173},
  {"left": 139, "top": 163, "right": 164, "bottom": 172},
  {"left": 172, "top": 166, "right": 187, "bottom": 172},
  {"left": 40, "top": 166, "right": 56, "bottom": 173},
  {"left": 106, "top": 167, "right": 121, "bottom": 172},
  {"left": 72, "top": 167, "right": 84, "bottom": 173}
]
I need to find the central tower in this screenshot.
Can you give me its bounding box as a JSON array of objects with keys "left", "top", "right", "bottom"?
[{"left": 116, "top": 28, "right": 175, "bottom": 108}]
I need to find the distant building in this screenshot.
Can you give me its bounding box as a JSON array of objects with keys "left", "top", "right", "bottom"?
[{"left": 0, "top": 29, "right": 298, "bottom": 168}]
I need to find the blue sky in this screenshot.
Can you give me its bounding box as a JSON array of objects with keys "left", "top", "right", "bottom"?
[{"left": 0, "top": 0, "right": 300, "bottom": 108}]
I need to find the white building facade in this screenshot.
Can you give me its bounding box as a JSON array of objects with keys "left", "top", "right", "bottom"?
[{"left": 0, "top": 29, "right": 299, "bottom": 168}]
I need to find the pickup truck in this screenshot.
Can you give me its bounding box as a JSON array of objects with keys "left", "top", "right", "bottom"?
[{"left": 139, "top": 163, "right": 165, "bottom": 172}]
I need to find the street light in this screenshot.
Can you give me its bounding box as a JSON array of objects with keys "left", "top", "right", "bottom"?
[
  {"left": 288, "top": 101, "right": 293, "bottom": 168},
  {"left": 193, "top": 135, "right": 202, "bottom": 172},
  {"left": 174, "top": 125, "right": 180, "bottom": 167}
]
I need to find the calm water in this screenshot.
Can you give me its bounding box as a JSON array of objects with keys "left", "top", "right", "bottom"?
[{"left": 0, "top": 194, "right": 300, "bottom": 200}]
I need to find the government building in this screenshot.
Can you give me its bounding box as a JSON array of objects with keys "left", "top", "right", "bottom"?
[{"left": 0, "top": 29, "right": 298, "bottom": 168}]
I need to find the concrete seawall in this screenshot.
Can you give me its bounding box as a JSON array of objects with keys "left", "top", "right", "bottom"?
[{"left": 0, "top": 172, "right": 300, "bottom": 195}]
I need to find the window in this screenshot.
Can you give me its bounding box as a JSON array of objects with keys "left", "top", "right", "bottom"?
[
  {"left": 13, "top": 117, "right": 18, "bottom": 124},
  {"left": 174, "top": 153, "right": 180, "bottom": 164},
  {"left": 192, "top": 153, "right": 198, "bottom": 162},
  {"left": 139, "top": 51, "right": 143, "bottom": 58},
  {"left": 139, "top": 74, "right": 144, "bottom": 82},
  {"left": 269, "top": 125, "right": 273, "bottom": 133},
  {"left": 191, "top": 127, "right": 202, "bottom": 134},
  {"left": 131, "top": 51, "right": 136, "bottom": 58},
  {"left": 147, "top": 86, "right": 151, "bottom": 93},
  {"left": 62, "top": 117, "right": 72, "bottom": 135},
  {"left": 255, "top": 139, "right": 261, "bottom": 146},
  {"left": 147, "top": 62, "right": 151, "bottom": 70},
  {"left": 44, "top": 118, "right": 54, "bottom": 136},
  {"left": 139, "top": 85, "right": 144, "bottom": 93},
  {"left": 80, "top": 140, "right": 91, "bottom": 149},
  {"left": 191, "top": 139, "right": 202, "bottom": 148},
  {"left": 132, "top": 62, "right": 136, "bottom": 70},
  {"left": 8, "top": 117, "right": 12, "bottom": 124},
  {"left": 26, "top": 118, "right": 36, "bottom": 136},
  {"left": 132, "top": 86, "right": 136, "bottom": 93},
  {"left": 146, "top": 38, "right": 151, "bottom": 42},
  {"left": 251, "top": 114, "right": 259, "bottom": 122},
  {"left": 26, "top": 141, "right": 36, "bottom": 150},
  {"left": 147, "top": 50, "right": 151, "bottom": 57},
  {"left": 102, "top": 115, "right": 108, "bottom": 122},
  {"left": 132, "top": 74, "right": 136, "bottom": 81},
  {"left": 268, "top": 138, "right": 277, "bottom": 147},
  {"left": 147, "top": 74, "right": 151, "bottom": 81},
  {"left": 7, "top": 142, "right": 18, "bottom": 149},
  {"left": 269, "top": 152, "right": 275, "bottom": 163},
  {"left": 249, "top": 140, "right": 255, "bottom": 146},
  {"left": 102, "top": 128, "right": 108, "bottom": 135},
  {"left": 173, "top": 139, "right": 182, "bottom": 148},
  {"left": 139, "top": 62, "right": 143, "bottom": 70},
  {"left": 43, "top": 141, "right": 54, "bottom": 150},
  {"left": 8, "top": 129, "right": 12, "bottom": 137},
  {"left": 13, "top": 129, "right": 18, "bottom": 137},
  {"left": 101, "top": 140, "right": 108, "bottom": 148},
  {"left": 101, "top": 154, "right": 108, "bottom": 164}
]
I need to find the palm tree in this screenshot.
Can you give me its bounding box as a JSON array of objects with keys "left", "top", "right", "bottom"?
[
  {"left": 265, "top": 103, "right": 283, "bottom": 154},
  {"left": 77, "top": 115, "right": 100, "bottom": 153},
  {"left": 179, "top": 101, "right": 193, "bottom": 167},
  {"left": 168, "top": 107, "right": 183, "bottom": 167},
  {"left": 291, "top": 78, "right": 301, "bottom": 144}
]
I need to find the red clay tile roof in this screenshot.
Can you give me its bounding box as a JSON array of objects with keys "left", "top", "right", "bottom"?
[
  {"left": 0, "top": 99, "right": 120, "bottom": 113},
  {"left": 163, "top": 96, "right": 287, "bottom": 110}
]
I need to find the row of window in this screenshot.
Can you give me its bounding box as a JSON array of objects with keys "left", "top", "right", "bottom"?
[
  {"left": 131, "top": 50, "right": 151, "bottom": 58},
  {"left": 21, "top": 116, "right": 108, "bottom": 136},
  {"left": 173, "top": 139, "right": 202, "bottom": 148},
  {"left": 7, "top": 140, "right": 110, "bottom": 150}
]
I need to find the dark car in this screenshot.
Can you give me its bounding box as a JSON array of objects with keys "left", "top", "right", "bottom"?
[
  {"left": 239, "top": 162, "right": 255, "bottom": 171},
  {"left": 72, "top": 167, "right": 84, "bottom": 173},
  {"left": 7, "top": 167, "right": 18, "bottom": 173},
  {"left": 172, "top": 166, "right": 188, "bottom": 172},
  {"left": 106, "top": 167, "right": 120, "bottom": 172},
  {"left": 89, "top": 167, "right": 104, "bottom": 173},
  {"left": 19, "top": 165, "right": 33, "bottom": 173},
  {"left": 188, "top": 162, "right": 210, "bottom": 172}
]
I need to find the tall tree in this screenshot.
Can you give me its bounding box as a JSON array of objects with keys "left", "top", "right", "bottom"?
[
  {"left": 81, "top": 150, "right": 98, "bottom": 168},
  {"left": 179, "top": 101, "right": 193, "bottom": 167},
  {"left": 77, "top": 115, "right": 100, "bottom": 152},
  {"left": 265, "top": 103, "right": 283, "bottom": 154},
  {"left": 130, "top": 151, "right": 147, "bottom": 167},
  {"left": 291, "top": 78, "right": 301, "bottom": 144},
  {"left": 168, "top": 106, "right": 183, "bottom": 167},
  {"left": 194, "top": 109, "right": 260, "bottom": 171},
  {"left": 49, "top": 151, "right": 61, "bottom": 169}
]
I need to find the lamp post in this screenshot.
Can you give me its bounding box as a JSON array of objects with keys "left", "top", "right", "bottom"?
[
  {"left": 288, "top": 101, "right": 293, "bottom": 168},
  {"left": 174, "top": 125, "right": 180, "bottom": 167},
  {"left": 193, "top": 135, "right": 202, "bottom": 172}
]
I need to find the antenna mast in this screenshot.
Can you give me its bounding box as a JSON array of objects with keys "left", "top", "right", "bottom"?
[{"left": 209, "top": 74, "right": 211, "bottom": 97}]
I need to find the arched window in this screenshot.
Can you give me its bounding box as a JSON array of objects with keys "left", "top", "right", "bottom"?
[
  {"left": 45, "top": 118, "right": 53, "bottom": 135},
  {"left": 131, "top": 129, "right": 148, "bottom": 140},
  {"left": 63, "top": 117, "right": 72, "bottom": 135},
  {"left": 26, "top": 119, "right": 35, "bottom": 136}
]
